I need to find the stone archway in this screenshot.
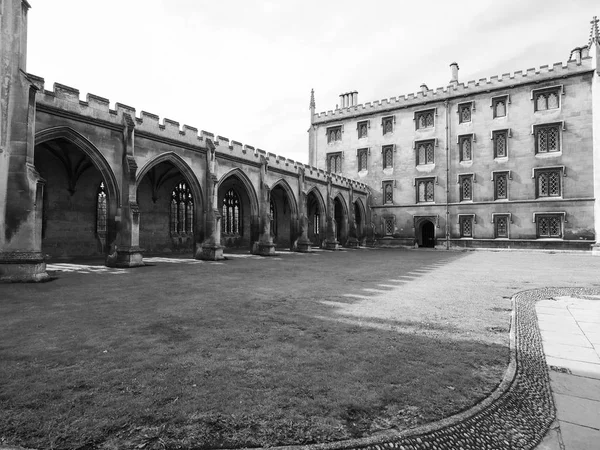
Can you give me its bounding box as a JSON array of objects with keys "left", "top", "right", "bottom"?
[
  {"left": 354, "top": 198, "right": 366, "bottom": 244},
  {"left": 417, "top": 220, "right": 436, "bottom": 248},
  {"left": 334, "top": 195, "right": 348, "bottom": 245},
  {"left": 307, "top": 188, "right": 326, "bottom": 246},
  {"left": 270, "top": 179, "right": 298, "bottom": 250},
  {"left": 34, "top": 129, "right": 119, "bottom": 260}
]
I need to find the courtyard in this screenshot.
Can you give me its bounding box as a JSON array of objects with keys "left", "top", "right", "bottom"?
[{"left": 1, "top": 248, "right": 599, "bottom": 450}]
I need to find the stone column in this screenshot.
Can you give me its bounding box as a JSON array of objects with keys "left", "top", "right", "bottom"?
[
  {"left": 346, "top": 184, "right": 359, "bottom": 248},
  {"left": 324, "top": 178, "right": 340, "bottom": 250},
  {"left": 108, "top": 113, "right": 144, "bottom": 267},
  {"left": 0, "top": 1, "right": 50, "bottom": 282},
  {"left": 197, "top": 139, "right": 224, "bottom": 260},
  {"left": 296, "top": 167, "right": 312, "bottom": 252},
  {"left": 252, "top": 157, "right": 276, "bottom": 256}
]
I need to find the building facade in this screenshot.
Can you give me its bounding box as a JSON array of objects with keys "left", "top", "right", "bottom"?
[{"left": 309, "top": 19, "right": 600, "bottom": 252}]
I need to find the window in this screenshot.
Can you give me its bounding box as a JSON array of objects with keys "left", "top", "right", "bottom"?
[
  {"left": 358, "top": 148, "right": 368, "bottom": 171},
  {"left": 416, "top": 140, "right": 435, "bottom": 165},
  {"left": 494, "top": 215, "right": 509, "bottom": 238},
  {"left": 459, "top": 175, "right": 473, "bottom": 201},
  {"left": 383, "top": 181, "right": 394, "bottom": 204},
  {"left": 494, "top": 172, "right": 509, "bottom": 200},
  {"left": 493, "top": 130, "right": 508, "bottom": 158},
  {"left": 534, "top": 88, "right": 560, "bottom": 111},
  {"left": 327, "top": 126, "right": 342, "bottom": 143},
  {"left": 270, "top": 199, "right": 277, "bottom": 237},
  {"left": 415, "top": 109, "right": 435, "bottom": 129},
  {"left": 459, "top": 216, "right": 473, "bottom": 238},
  {"left": 459, "top": 103, "right": 472, "bottom": 123},
  {"left": 313, "top": 213, "right": 320, "bottom": 235},
  {"left": 458, "top": 135, "right": 472, "bottom": 162},
  {"left": 536, "top": 169, "right": 562, "bottom": 198},
  {"left": 358, "top": 121, "right": 368, "bottom": 138},
  {"left": 536, "top": 214, "right": 562, "bottom": 238},
  {"left": 382, "top": 116, "right": 394, "bottom": 134},
  {"left": 384, "top": 217, "right": 394, "bottom": 236},
  {"left": 327, "top": 152, "right": 342, "bottom": 173},
  {"left": 222, "top": 188, "right": 241, "bottom": 235},
  {"left": 383, "top": 145, "right": 394, "bottom": 169},
  {"left": 416, "top": 178, "right": 435, "bottom": 203},
  {"left": 96, "top": 181, "right": 107, "bottom": 236},
  {"left": 534, "top": 124, "right": 560, "bottom": 154},
  {"left": 492, "top": 96, "right": 507, "bottom": 118},
  {"left": 171, "top": 181, "right": 194, "bottom": 234}
]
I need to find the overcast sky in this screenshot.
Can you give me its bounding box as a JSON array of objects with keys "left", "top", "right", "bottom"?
[{"left": 27, "top": 0, "right": 598, "bottom": 164}]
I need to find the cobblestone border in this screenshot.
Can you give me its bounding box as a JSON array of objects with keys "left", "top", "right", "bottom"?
[{"left": 244, "top": 287, "right": 600, "bottom": 450}]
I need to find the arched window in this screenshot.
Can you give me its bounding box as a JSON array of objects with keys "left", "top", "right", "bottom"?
[
  {"left": 96, "top": 181, "right": 107, "bottom": 237},
  {"left": 222, "top": 188, "right": 241, "bottom": 235},
  {"left": 270, "top": 199, "right": 277, "bottom": 236},
  {"left": 314, "top": 213, "right": 320, "bottom": 235},
  {"left": 171, "top": 181, "right": 194, "bottom": 234}
]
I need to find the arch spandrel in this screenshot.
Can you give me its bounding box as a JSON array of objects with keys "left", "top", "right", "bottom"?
[{"left": 269, "top": 178, "right": 298, "bottom": 216}]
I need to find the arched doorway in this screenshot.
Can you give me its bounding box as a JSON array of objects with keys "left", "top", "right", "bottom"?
[
  {"left": 137, "top": 160, "right": 200, "bottom": 255},
  {"left": 270, "top": 181, "right": 297, "bottom": 250},
  {"left": 354, "top": 199, "right": 364, "bottom": 244},
  {"left": 34, "top": 136, "right": 116, "bottom": 260},
  {"left": 420, "top": 221, "right": 436, "bottom": 248},
  {"left": 334, "top": 196, "right": 348, "bottom": 245},
  {"left": 217, "top": 171, "right": 258, "bottom": 250},
  {"left": 307, "top": 189, "right": 325, "bottom": 246}
]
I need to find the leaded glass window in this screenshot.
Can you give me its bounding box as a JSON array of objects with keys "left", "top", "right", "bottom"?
[
  {"left": 384, "top": 218, "right": 394, "bottom": 235},
  {"left": 327, "top": 126, "right": 342, "bottom": 143},
  {"left": 417, "top": 179, "right": 435, "bottom": 203},
  {"left": 495, "top": 216, "right": 508, "bottom": 238},
  {"left": 537, "top": 215, "right": 562, "bottom": 238},
  {"left": 415, "top": 110, "right": 434, "bottom": 129},
  {"left": 493, "top": 97, "right": 507, "bottom": 118},
  {"left": 459, "top": 103, "right": 472, "bottom": 123},
  {"left": 493, "top": 130, "right": 508, "bottom": 158},
  {"left": 460, "top": 176, "right": 472, "bottom": 201},
  {"left": 383, "top": 117, "right": 394, "bottom": 134},
  {"left": 494, "top": 172, "right": 508, "bottom": 200},
  {"left": 222, "top": 188, "right": 241, "bottom": 235},
  {"left": 383, "top": 182, "right": 393, "bottom": 204},
  {"left": 459, "top": 135, "right": 472, "bottom": 162},
  {"left": 358, "top": 148, "right": 368, "bottom": 171},
  {"left": 535, "top": 125, "right": 560, "bottom": 153},
  {"left": 327, "top": 153, "right": 342, "bottom": 173},
  {"left": 460, "top": 216, "right": 473, "bottom": 237},
  {"left": 534, "top": 89, "right": 561, "bottom": 111},
  {"left": 383, "top": 146, "right": 394, "bottom": 169},
  {"left": 358, "top": 121, "right": 368, "bottom": 138},
  {"left": 416, "top": 141, "right": 434, "bottom": 165},
  {"left": 313, "top": 213, "right": 320, "bottom": 235},
  {"left": 96, "top": 181, "right": 107, "bottom": 236},
  {"left": 171, "top": 181, "right": 194, "bottom": 234},
  {"left": 536, "top": 169, "right": 561, "bottom": 198}
]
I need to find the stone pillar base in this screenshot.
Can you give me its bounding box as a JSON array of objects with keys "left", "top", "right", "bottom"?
[
  {"left": 252, "top": 241, "right": 277, "bottom": 256},
  {"left": 592, "top": 244, "right": 600, "bottom": 256},
  {"left": 324, "top": 240, "right": 341, "bottom": 250},
  {"left": 196, "top": 244, "right": 224, "bottom": 261},
  {"left": 296, "top": 240, "right": 312, "bottom": 253},
  {"left": 345, "top": 237, "right": 360, "bottom": 248},
  {"left": 108, "top": 247, "right": 145, "bottom": 268},
  {"left": 0, "top": 252, "right": 51, "bottom": 283}
]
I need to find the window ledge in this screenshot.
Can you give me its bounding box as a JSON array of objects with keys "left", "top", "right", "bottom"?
[
  {"left": 535, "top": 151, "right": 562, "bottom": 158},
  {"left": 536, "top": 196, "right": 563, "bottom": 200},
  {"left": 494, "top": 156, "right": 509, "bottom": 162},
  {"left": 459, "top": 160, "right": 474, "bottom": 166},
  {"left": 416, "top": 164, "right": 436, "bottom": 172}
]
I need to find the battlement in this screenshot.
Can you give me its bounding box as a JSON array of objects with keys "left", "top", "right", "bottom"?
[
  {"left": 313, "top": 57, "right": 595, "bottom": 123},
  {"left": 30, "top": 75, "right": 369, "bottom": 193}
]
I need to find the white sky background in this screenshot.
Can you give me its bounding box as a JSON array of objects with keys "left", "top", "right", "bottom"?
[{"left": 27, "top": 0, "right": 598, "bottom": 164}]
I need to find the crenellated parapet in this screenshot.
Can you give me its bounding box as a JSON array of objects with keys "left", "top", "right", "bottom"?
[
  {"left": 30, "top": 75, "right": 369, "bottom": 193},
  {"left": 313, "top": 57, "right": 595, "bottom": 124}
]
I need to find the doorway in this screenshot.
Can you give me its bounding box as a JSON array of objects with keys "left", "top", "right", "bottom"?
[{"left": 421, "top": 221, "right": 435, "bottom": 248}]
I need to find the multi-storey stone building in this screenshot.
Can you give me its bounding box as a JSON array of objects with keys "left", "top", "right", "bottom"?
[{"left": 309, "top": 18, "right": 600, "bottom": 252}]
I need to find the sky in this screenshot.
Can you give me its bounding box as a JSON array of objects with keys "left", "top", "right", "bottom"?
[{"left": 26, "top": 0, "right": 598, "bottom": 164}]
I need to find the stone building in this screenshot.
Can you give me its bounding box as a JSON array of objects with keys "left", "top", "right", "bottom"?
[
  {"left": 0, "top": 0, "right": 369, "bottom": 282},
  {"left": 309, "top": 18, "right": 600, "bottom": 252}
]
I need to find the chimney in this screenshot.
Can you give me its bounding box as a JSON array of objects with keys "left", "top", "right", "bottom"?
[
  {"left": 338, "top": 94, "right": 344, "bottom": 109},
  {"left": 352, "top": 91, "right": 358, "bottom": 106},
  {"left": 450, "top": 62, "right": 459, "bottom": 84},
  {"left": 420, "top": 83, "right": 428, "bottom": 94},
  {"left": 339, "top": 91, "right": 358, "bottom": 108},
  {"left": 569, "top": 47, "right": 582, "bottom": 64}
]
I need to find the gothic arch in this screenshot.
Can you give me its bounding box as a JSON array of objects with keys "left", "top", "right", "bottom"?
[
  {"left": 217, "top": 168, "right": 259, "bottom": 217},
  {"left": 334, "top": 193, "right": 349, "bottom": 217},
  {"left": 354, "top": 197, "right": 367, "bottom": 222},
  {"left": 136, "top": 152, "right": 203, "bottom": 212},
  {"left": 35, "top": 126, "right": 120, "bottom": 206},
  {"left": 306, "top": 186, "right": 326, "bottom": 215},
  {"left": 270, "top": 178, "right": 298, "bottom": 216}
]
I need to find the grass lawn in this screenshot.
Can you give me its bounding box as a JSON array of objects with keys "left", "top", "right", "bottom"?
[{"left": 2, "top": 248, "right": 594, "bottom": 450}]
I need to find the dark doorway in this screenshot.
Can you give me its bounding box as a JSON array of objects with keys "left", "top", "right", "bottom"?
[{"left": 421, "top": 221, "right": 435, "bottom": 248}]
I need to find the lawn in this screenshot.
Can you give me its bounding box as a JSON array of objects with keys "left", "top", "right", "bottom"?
[{"left": 0, "top": 249, "right": 534, "bottom": 449}]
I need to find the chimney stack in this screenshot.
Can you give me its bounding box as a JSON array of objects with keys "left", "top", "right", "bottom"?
[
  {"left": 450, "top": 62, "right": 459, "bottom": 84},
  {"left": 338, "top": 91, "right": 358, "bottom": 109},
  {"left": 420, "top": 83, "right": 428, "bottom": 94},
  {"left": 569, "top": 47, "right": 582, "bottom": 64}
]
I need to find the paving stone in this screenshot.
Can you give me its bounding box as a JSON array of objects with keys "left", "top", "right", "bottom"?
[
  {"left": 536, "top": 306, "right": 570, "bottom": 316},
  {"left": 558, "top": 421, "right": 600, "bottom": 450},
  {"left": 579, "top": 322, "right": 600, "bottom": 334},
  {"left": 535, "top": 422, "right": 563, "bottom": 450},
  {"left": 554, "top": 393, "right": 600, "bottom": 429},
  {"left": 550, "top": 372, "right": 600, "bottom": 401},
  {"left": 546, "top": 356, "right": 600, "bottom": 380},
  {"left": 542, "top": 342, "right": 600, "bottom": 364},
  {"left": 541, "top": 333, "right": 593, "bottom": 348}
]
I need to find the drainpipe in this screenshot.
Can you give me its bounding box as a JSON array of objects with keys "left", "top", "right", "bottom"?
[{"left": 444, "top": 99, "right": 450, "bottom": 250}]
